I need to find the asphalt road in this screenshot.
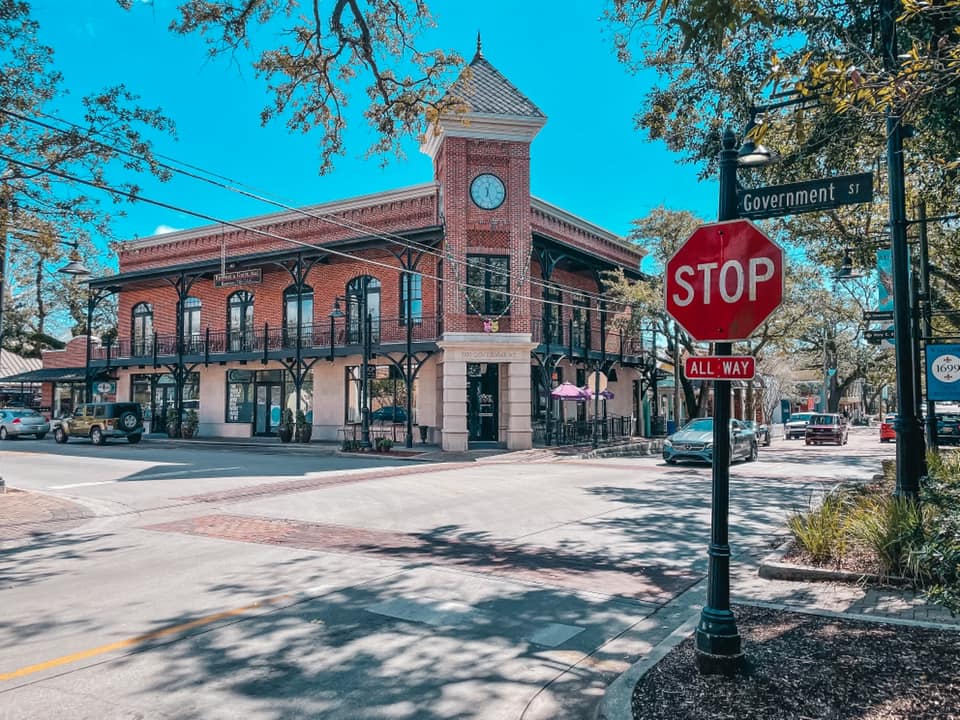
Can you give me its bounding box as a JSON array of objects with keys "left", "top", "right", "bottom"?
[{"left": 0, "top": 427, "right": 893, "bottom": 719}]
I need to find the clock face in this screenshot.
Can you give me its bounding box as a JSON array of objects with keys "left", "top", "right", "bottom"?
[{"left": 470, "top": 173, "right": 506, "bottom": 210}]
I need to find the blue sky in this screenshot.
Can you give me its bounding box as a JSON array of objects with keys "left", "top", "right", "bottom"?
[{"left": 31, "top": 0, "right": 718, "bottom": 266}]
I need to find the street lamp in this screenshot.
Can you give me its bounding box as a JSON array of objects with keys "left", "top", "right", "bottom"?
[{"left": 695, "top": 125, "right": 773, "bottom": 676}]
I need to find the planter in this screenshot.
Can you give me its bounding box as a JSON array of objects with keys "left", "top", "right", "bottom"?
[
  {"left": 278, "top": 426, "right": 293, "bottom": 443},
  {"left": 180, "top": 425, "right": 197, "bottom": 439},
  {"left": 296, "top": 425, "right": 312, "bottom": 443},
  {"left": 418, "top": 425, "right": 429, "bottom": 444}
]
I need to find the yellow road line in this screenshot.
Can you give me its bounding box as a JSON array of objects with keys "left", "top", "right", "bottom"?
[{"left": 0, "top": 594, "right": 289, "bottom": 682}]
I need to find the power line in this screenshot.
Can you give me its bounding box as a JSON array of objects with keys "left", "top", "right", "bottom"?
[
  {"left": 1, "top": 153, "right": 648, "bottom": 318},
  {"left": 5, "top": 107, "right": 643, "bottom": 311}
]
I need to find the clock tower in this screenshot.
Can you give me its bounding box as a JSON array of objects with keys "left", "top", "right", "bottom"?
[{"left": 421, "top": 38, "right": 546, "bottom": 451}]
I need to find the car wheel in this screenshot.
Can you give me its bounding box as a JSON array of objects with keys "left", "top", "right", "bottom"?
[
  {"left": 55, "top": 427, "right": 69, "bottom": 444},
  {"left": 36, "top": 432, "right": 46, "bottom": 440},
  {"left": 664, "top": 457, "right": 676, "bottom": 465},
  {"left": 0, "top": 427, "right": 8, "bottom": 440},
  {"left": 127, "top": 433, "right": 142, "bottom": 444},
  {"left": 764, "top": 434, "right": 771, "bottom": 447},
  {"left": 748, "top": 442, "right": 758, "bottom": 462},
  {"left": 118, "top": 411, "right": 139, "bottom": 432},
  {"left": 805, "top": 439, "right": 811, "bottom": 445},
  {"left": 91, "top": 427, "right": 105, "bottom": 446}
]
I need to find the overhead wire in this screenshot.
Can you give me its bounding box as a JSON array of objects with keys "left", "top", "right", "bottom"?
[
  {"left": 6, "top": 107, "right": 645, "bottom": 313},
  {"left": 1, "top": 153, "right": 649, "bottom": 319}
]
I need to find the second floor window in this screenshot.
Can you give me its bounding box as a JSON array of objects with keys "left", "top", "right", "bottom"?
[
  {"left": 283, "top": 284, "right": 314, "bottom": 340},
  {"left": 132, "top": 302, "right": 153, "bottom": 355},
  {"left": 466, "top": 255, "right": 510, "bottom": 316},
  {"left": 181, "top": 297, "right": 201, "bottom": 340},
  {"left": 572, "top": 296, "right": 590, "bottom": 348},
  {"left": 346, "top": 275, "right": 381, "bottom": 344},
  {"left": 400, "top": 272, "right": 423, "bottom": 325},
  {"left": 228, "top": 291, "right": 254, "bottom": 351},
  {"left": 542, "top": 285, "right": 562, "bottom": 343}
]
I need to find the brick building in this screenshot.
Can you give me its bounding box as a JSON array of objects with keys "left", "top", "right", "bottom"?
[{"left": 87, "top": 46, "right": 650, "bottom": 450}]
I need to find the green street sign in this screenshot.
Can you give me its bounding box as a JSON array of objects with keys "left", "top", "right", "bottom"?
[{"left": 738, "top": 172, "right": 873, "bottom": 219}]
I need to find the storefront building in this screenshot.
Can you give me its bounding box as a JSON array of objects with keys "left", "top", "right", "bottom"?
[{"left": 87, "top": 46, "right": 650, "bottom": 451}]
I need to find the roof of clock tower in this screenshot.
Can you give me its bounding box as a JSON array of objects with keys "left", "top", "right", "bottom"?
[{"left": 421, "top": 38, "right": 547, "bottom": 158}]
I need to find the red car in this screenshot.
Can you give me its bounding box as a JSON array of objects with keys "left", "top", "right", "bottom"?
[{"left": 880, "top": 414, "right": 896, "bottom": 443}]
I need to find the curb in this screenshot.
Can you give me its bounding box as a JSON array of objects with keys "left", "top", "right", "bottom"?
[
  {"left": 757, "top": 539, "right": 912, "bottom": 586},
  {"left": 594, "top": 611, "right": 701, "bottom": 720},
  {"left": 580, "top": 439, "right": 664, "bottom": 460}
]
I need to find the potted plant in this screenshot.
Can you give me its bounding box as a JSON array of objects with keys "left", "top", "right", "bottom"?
[
  {"left": 278, "top": 409, "right": 294, "bottom": 443},
  {"left": 418, "top": 425, "right": 429, "bottom": 445},
  {"left": 295, "top": 410, "right": 312, "bottom": 443},
  {"left": 180, "top": 409, "right": 199, "bottom": 439},
  {"left": 378, "top": 438, "right": 394, "bottom": 453},
  {"left": 165, "top": 407, "right": 181, "bottom": 438}
]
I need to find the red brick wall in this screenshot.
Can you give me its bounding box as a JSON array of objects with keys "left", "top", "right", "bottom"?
[
  {"left": 41, "top": 336, "right": 90, "bottom": 368},
  {"left": 115, "top": 251, "right": 440, "bottom": 337}
]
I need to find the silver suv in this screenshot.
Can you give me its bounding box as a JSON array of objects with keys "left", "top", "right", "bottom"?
[{"left": 785, "top": 412, "right": 815, "bottom": 440}]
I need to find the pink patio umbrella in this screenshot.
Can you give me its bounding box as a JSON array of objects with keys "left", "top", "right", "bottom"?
[{"left": 550, "top": 382, "right": 588, "bottom": 401}]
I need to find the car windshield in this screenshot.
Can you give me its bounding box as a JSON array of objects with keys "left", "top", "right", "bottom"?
[
  {"left": 789, "top": 413, "right": 813, "bottom": 422},
  {"left": 12, "top": 410, "right": 41, "bottom": 418},
  {"left": 811, "top": 415, "right": 838, "bottom": 425},
  {"left": 683, "top": 418, "right": 713, "bottom": 432}
]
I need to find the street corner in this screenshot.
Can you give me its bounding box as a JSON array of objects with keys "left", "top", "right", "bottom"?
[{"left": 0, "top": 487, "right": 94, "bottom": 542}]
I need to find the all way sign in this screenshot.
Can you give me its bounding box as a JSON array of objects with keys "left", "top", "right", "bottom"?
[{"left": 684, "top": 356, "right": 756, "bottom": 381}]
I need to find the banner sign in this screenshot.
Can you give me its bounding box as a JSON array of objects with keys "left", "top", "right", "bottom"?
[
  {"left": 684, "top": 355, "right": 755, "bottom": 380},
  {"left": 927, "top": 344, "right": 960, "bottom": 401},
  {"left": 876, "top": 248, "right": 895, "bottom": 347},
  {"left": 214, "top": 268, "right": 261, "bottom": 288}
]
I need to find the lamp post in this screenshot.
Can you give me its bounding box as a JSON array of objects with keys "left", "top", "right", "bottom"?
[
  {"left": 695, "top": 125, "right": 771, "bottom": 675},
  {"left": 881, "top": 0, "right": 924, "bottom": 497}
]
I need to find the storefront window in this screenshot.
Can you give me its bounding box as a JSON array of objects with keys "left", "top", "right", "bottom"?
[{"left": 226, "top": 369, "right": 254, "bottom": 423}]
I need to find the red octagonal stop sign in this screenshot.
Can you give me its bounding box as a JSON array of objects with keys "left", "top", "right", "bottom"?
[{"left": 665, "top": 219, "right": 783, "bottom": 342}]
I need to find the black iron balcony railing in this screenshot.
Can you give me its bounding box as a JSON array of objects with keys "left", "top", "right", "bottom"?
[
  {"left": 531, "top": 319, "right": 642, "bottom": 358},
  {"left": 92, "top": 315, "right": 440, "bottom": 362}
]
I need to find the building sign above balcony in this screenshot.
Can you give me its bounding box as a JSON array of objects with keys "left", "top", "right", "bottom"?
[{"left": 214, "top": 268, "right": 262, "bottom": 288}]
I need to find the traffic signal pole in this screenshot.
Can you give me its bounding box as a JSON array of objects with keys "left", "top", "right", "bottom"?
[{"left": 695, "top": 127, "right": 744, "bottom": 674}]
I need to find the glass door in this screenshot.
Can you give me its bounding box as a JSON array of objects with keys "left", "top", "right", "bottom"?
[
  {"left": 152, "top": 381, "right": 177, "bottom": 434},
  {"left": 467, "top": 363, "right": 499, "bottom": 442},
  {"left": 254, "top": 382, "right": 283, "bottom": 436}
]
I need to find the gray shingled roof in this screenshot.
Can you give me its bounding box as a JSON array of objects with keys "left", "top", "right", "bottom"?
[{"left": 446, "top": 51, "right": 545, "bottom": 118}]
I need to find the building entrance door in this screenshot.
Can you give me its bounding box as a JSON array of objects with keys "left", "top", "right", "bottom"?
[
  {"left": 254, "top": 382, "right": 283, "bottom": 436},
  {"left": 467, "top": 363, "right": 499, "bottom": 443},
  {"left": 152, "top": 381, "right": 177, "bottom": 434}
]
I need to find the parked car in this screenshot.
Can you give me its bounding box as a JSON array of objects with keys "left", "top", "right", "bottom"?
[
  {"left": 879, "top": 413, "right": 896, "bottom": 443},
  {"left": 937, "top": 413, "right": 960, "bottom": 446},
  {"left": 53, "top": 402, "right": 144, "bottom": 445},
  {"left": 804, "top": 413, "right": 848, "bottom": 445},
  {"left": 743, "top": 420, "right": 771, "bottom": 446},
  {"left": 0, "top": 408, "right": 50, "bottom": 440},
  {"left": 662, "top": 417, "right": 758, "bottom": 465},
  {"left": 784, "top": 412, "right": 815, "bottom": 440},
  {"left": 369, "top": 405, "right": 408, "bottom": 423}
]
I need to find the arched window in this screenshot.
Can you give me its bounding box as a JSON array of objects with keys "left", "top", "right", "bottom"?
[
  {"left": 181, "top": 297, "right": 201, "bottom": 346},
  {"left": 227, "top": 291, "right": 254, "bottom": 351},
  {"left": 346, "top": 276, "right": 381, "bottom": 344},
  {"left": 132, "top": 302, "right": 153, "bottom": 357},
  {"left": 283, "top": 284, "right": 314, "bottom": 344}
]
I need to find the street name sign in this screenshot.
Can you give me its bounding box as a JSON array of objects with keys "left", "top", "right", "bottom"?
[
  {"left": 665, "top": 219, "right": 784, "bottom": 342},
  {"left": 738, "top": 172, "right": 873, "bottom": 220},
  {"left": 684, "top": 356, "right": 756, "bottom": 380}
]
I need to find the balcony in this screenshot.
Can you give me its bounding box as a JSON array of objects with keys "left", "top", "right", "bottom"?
[
  {"left": 531, "top": 319, "right": 643, "bottom": 362},
  {"left": 91, "top": 315, "right": 441, "bottom": 366}
]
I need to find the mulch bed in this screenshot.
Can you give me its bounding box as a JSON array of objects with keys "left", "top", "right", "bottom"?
[{"left": 632, "top": 604, "right": 960, "bottom": 719}]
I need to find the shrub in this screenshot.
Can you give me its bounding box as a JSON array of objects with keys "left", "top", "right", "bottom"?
[
  {"left": 846, "top": 495, "right": 925, "bottom": 577},
  {"left": 787, "top": 489, "right": 850, "bottom": 565}
]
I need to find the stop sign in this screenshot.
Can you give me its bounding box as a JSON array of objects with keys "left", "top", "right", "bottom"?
[{"left": 665, "top": 219, "right": 783, "bottom": 342}]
